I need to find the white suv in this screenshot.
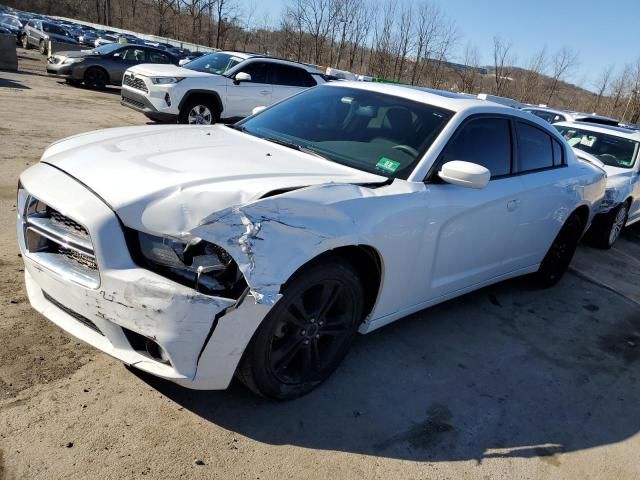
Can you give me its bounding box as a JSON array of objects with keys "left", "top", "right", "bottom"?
[
  {"left": 120, "top": 51, "right": 327, "bottom": 124},
  {"left": 555, "top": 121, "right": 640, "bottom": 247}
]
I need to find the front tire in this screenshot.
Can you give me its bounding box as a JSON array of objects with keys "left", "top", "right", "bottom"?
[
  {"left": 21, "top": 35, "right": 29, "bottom": 49},
  {"left": 534, "top": 213, "right": 584, "bottom": 287},
  {"left": 589, "top": 203, "right": 628, "bottom": 249},
  {"left": 237, "top": 259, "right": 364, "bottom": 400},
  {"left": 83, "top": 67, "right": 108, "bottom": 89},
  {"left": 39, "top": 39, "right": 47, "bottom": 55},
  {"left": 178, "top": 97, "right": 219, "bottom": 125}
]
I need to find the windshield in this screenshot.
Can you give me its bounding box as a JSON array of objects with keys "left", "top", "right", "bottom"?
[
  {"left": 184, "top": 52, "right": 242, "bottom": 74},
  {"left": 237, "top": 86, "right": 454, "bottom": 179},
  {"left": 91, "top": 43, "right": 122, "bottom": 55},
  {"left": 0, "top": 15, "right": 21, "bottom": 27},
  {"left": 43, "top": 22, "right": 69, "bottom": 36},
  {"left": 555, "top": 125, "right": 639, "bottom": 169}
]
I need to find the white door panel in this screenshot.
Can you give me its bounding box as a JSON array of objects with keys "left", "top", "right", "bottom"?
[
  {"left": 408, "top": 177, "right": 525, "bottom": 304},
  {"left": 224, "top": 83, "right": 272, "bottom": 118}
]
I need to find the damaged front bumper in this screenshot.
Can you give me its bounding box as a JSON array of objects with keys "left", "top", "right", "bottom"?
[{"left": 18, "top": 163, "right": 276, "bottom": 390}]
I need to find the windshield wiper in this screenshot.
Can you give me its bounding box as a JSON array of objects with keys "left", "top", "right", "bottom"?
[{"left": 261, "top": 136, "right": 328, "bottom": 160}]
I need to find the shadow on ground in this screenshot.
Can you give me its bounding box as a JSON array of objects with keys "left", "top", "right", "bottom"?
[
  {"left": 133, "top": 226, "right": 640, "bottom": 463},
  {"left": 0, "top": 77, "right": 30, "bottom": 89}
]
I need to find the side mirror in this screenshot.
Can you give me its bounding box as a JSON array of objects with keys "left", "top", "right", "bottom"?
[
  {"left": 438, "top": 161, "right": 490, "bottom": 189},
  {"left": 252, "top": 106, "right": 266, "bottom": 115},
  {"left": 234, "top": 71, "right": 251, "bottom": 84}
]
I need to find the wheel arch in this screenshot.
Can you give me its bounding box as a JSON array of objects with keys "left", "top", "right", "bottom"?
[
  {"left": 178, "top": 89, "right": 224, "bottom": 115},
  {"left": 283, "top": 244, "right": 384, "bottom": 323},
  {"left": 573, "top": 204, "right": 590, "bottom": 232}
]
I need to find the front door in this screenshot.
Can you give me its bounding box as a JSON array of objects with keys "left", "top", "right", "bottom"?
[{"left": 225, "top": 61, "right": 273, "bottom": 118}]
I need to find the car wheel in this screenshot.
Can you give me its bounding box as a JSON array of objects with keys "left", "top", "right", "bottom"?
[
  {"left": 83, "top": 68, "right": 108, "bottom": 89},
  {"left": 21, "top": 35, "right": 29, "bottom": 49},
  {"left": 179, "top": 98, "right": 218, "bottom": 125},
  {"left": 534, "top": 213, "right": 583, "bottom": 288},
  {"left": 39, "top": 39, "right": 47, "bottom": 55},
  {"left": 237, "top": 258, "right": 364, "bottom": 400},
  {"left": 589, "top": 203, "right": 629, "bottom": 249}
]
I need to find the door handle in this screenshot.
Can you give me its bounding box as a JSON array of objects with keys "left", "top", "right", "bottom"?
[
  {"left": 507, "top": 199, "right": 521, "bottom": 212},
  {"left": 260, "top": 90, "right": 270, "bottom": 95}
]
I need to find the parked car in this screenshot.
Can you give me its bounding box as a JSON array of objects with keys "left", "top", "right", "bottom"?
[
  {"left": 555, "top": 121, "right": 640, "bottom": 247},
  {"left": 94, "top": 33, "right": 118, "bottom": 47},
  {"left": 0, "top": 13, "right": 22, "bottom": 40},
  {"left": 47, "top": 43, "right": 179, "bottom": 89},
  {"left": 17, "top": 84, "right": 605, "bottom": 399},
  {"left": 121, "top": 51, "right": 328, "bottom": 124},
  {"left": 77, "top": 28, "right": 101, "bottom": 46},
  {"left": 19, "top": 19, "right": 78, "bottom": 54}
]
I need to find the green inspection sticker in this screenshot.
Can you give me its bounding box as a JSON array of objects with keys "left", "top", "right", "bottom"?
[{"left": 376, "top": 157, "right": 401, "bottom": 173}]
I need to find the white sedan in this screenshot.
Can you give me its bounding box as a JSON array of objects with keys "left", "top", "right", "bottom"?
[{"left": 17, "top": 83, "right": 605, "bottom": 399}]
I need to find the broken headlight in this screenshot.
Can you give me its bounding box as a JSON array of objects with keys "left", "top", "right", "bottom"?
[{"left": 133, "top": 231, "right": 246, "bottom": 298}]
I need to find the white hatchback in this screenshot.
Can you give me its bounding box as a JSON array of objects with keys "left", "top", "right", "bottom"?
[{"left": 18, "top": 83, "right": 605, "bottom": 399}]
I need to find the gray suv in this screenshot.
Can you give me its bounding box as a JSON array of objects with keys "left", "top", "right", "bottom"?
[{"left": 20, "top": 20, "right": 78, "bottom": 55}]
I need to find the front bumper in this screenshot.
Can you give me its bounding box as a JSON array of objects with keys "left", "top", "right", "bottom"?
[
  {"left": 121, "top": 88, "right": 178, "bottom": 122},
  {"left": 18, "top": 163, "right": 275, "bottom": 389}
]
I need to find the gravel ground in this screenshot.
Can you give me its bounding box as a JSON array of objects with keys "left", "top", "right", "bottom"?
[{"left": 1, "top": 49, "right": 639, "bottom": 480}]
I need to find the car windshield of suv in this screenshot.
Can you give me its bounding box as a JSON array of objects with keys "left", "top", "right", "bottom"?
[
  {"left": 555, "top": 125, "right": 639, "bottom": 168},
  {"left": 0, "top": 15, "right": 21, "bottom": 27},
  {"left": 184, "top": 52, "right": 242, "bottom": 74},
  {"left": 91, "top": 43, "right": 122, "bottom": 55},
  {"left": 43, "top": 22, "right": 69, "bottom": 36},
  {"left": 237, "top": 86, "right": 454, "bottom": 179}
]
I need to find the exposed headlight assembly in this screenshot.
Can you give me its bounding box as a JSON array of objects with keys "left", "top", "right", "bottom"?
[
  {"left": 131, "top": 231, "right": 247, "bottom": 298},
  {"left": 62, "top": 57, "right": 84, "bottom": 64},
  {"left": 150, "top": 77, "right": 185, "bottom": 85}
]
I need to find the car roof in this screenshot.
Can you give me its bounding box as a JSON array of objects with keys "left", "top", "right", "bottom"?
[
  {"left": 555, "top": 121, "right": 640, "bottom": 140},
  {"left": 322, "top": 81, "right": 524, "bottom": 114},
  {"left": 523, "top": 106, "right": 570, "bottom": 116}
]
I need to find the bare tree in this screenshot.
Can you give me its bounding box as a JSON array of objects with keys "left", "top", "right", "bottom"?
[
  {"left": 590, "top": 65, "right": 614, "bottom": 114},
  {"left": 546, "top": 47, "right": 579, "bottom": 104},
  {"left": 518, "top": 47, "right": 547, "bottom": 103},
  {"left": 492, "top": 36, "right": 515, "bottom": 96},
  {"left": 409, "top": 1, "right": 443, "bottom": 85},
  {"left": 455, "top": 42, "right": 481, "bottom": 93},
  {"left": 608, "top": 66, "right": 631, "bottom": 118}
]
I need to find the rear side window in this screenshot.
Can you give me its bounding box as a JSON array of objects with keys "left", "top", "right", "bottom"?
[
  {"left": 552, "top": 138, "right": 564, "bottom": 166},
  {"left": 271, "top": 64, "right": 316, "bottom": 87},
  {"left": 440, "top": 118, "right": 512, "bottom": 178},
  {"left": 517, "top": 122, "right": 554, "bottom": 172}
]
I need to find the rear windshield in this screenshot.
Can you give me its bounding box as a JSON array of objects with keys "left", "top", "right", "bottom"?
[
  {"left": 92, "top": 43, "right": 122, "bottom": 55},
  {"left": 556, "top": 125, "right": 639, "bottom": 168}
]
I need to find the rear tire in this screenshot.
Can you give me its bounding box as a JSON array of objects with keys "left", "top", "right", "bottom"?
[
  {"left": 533, "top": 213, "right": 584, "bottom": 288},
  {"left": 589, "top": 203, "right": 628, "bottom": 249},
  {"left": 236, "top": 259, "right": 364, "bottom": 400},
  {"left": 83, "top": 67, "right": 108, "bottom": 89},
  {"left": 178, "top": 97, "right": 219, "bottom": 125}
]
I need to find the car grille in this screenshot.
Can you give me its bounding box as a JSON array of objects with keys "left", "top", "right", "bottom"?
[
  {"left": 123, "top": 74, "right": 148, "bottom": 93},
  {"left": 20, "top": 192, "right": 100, "bottom": 288},
  {"left": 43, "top": 291, "right": 103, "bottom": 335},
  {"left": 121, "top": 95, "right": 146, "bottom": 110}
]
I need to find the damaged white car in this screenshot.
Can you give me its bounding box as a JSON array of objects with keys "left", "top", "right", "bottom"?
[
  {"left": 17, "top": 83, "right": 606, "bottom": 399},
  {"left": 555, "top": 122, "right": 640, "bottom": 248}
]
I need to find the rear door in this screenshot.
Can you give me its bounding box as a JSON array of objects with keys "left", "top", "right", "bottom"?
[
  {"left": 225, "top": 60, "right": 273, "bottom": 118},
  {"left": 270, "top": 63, "right": 317, "bottom": 103},
  {"left": 409, "top": 115, "right": 526, "bottom": 303},
  {"left": 110, "top": 46, "right": 149, "bottom": 83},
  {"left": 509, "top": 120, "right": 573, "bottom": 268}
]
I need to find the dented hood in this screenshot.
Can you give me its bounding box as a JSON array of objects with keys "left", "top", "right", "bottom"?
[{"left": 40, "top": 124, "right": 385, "bottom": 233}]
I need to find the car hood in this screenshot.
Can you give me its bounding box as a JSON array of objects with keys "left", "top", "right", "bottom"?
[
  {"left": 54, "top": 49, "right": 92, "bottom": 58},
  {"left": 127, "top": 63, "right": 217, "bottom": 78},
  {"left": 40, "top": 125, "right": 386, "bottom": 233}
]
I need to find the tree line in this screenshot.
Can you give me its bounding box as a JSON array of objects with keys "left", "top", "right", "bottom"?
[{"left": 8, "top": 0, "right": 640, "bottom": 122}]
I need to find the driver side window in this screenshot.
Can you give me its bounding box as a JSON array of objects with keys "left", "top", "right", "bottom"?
[
  {"left": 237, "top": 62, "right": 269, "bottom": 83},
  {"left": 439, "top": 117, "right": 513, "bottom": 178}
]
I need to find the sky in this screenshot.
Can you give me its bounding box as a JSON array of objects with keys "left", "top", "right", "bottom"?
[{"left": 252, "top": 0, "right": 640, "bottom": 91}]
